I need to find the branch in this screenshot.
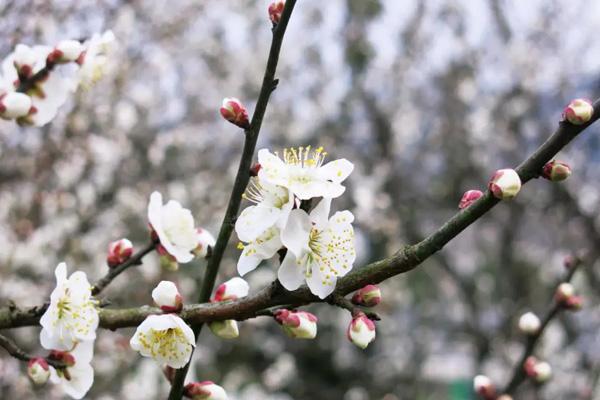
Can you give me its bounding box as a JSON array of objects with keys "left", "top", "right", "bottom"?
[
  {"left": 167, "top": 2, "right": 298, "bottom": 399},
  {"left": 91, "top": 240, "right": 156, "bottom": 296},
  {"left": 0, "top": 333, "right": 65, "bottom": 369},
  {"left": 502, "top": 258, "right": 583, "bottom": 394}
]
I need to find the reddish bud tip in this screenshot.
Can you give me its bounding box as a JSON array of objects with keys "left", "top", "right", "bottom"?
[
  {"left": 459, "top": 189, "right": 484, "bottom": 209},
  {"left": 250, "top": 163, "right": 262, "bottom": 177},
  {"left": 268, "top": 1, "right": 286, "bottom": 25},
  {"left": 541, "top": 160, "right": 571, "bottom": 182}
]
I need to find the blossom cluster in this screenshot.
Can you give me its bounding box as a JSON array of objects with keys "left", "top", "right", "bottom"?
[
  {"left": 235, "top": 146, "right": 356, "bottom": 299},
  {"left": 0, "top": 31, "right": 114, "bottom": 126}
]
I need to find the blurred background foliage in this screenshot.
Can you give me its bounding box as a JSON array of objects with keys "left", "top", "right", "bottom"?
[{"left": 0, "top": 0, "right": 600, "bottom": 399}]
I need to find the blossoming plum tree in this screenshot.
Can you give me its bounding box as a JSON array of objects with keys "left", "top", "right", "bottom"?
[{"left": 0, "top": 1, "right": 598, "bottom": 399}]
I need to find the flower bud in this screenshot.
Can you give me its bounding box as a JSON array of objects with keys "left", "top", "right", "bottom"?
[
  {"left": 52, "top": 40, "right": 85, "bottom": 63},
  {"left": 473, "top": 375, "right": 496, "bottom": 399},
  {"left": 249, "top": 163, "right": 261, "bottom": 177},
  {"left": 0, "top": 92, "right": 32, "bottom": 119},
  {"left": 274, "top": 309, "right": 318, "bottom": 339},
  {"left": 525, "top": 356, "right": 552, "bottom": 383},
  {"left": 518, "top": 312, "right": 541, "bottom": 335},
  {"left": 347, "top": 312, "right": 376, "bottom": 349},
  {"left": 212, "top": 277, "right": 249, "bottom": 302},
  {"left": 219, "top": 98, "right": 249, "bottom": 129},
  {"left": 13, "top": 44, "right": 36, "bottom": 77},
  {"left": 541, "top": 160, "right": 571, "bottom": 182},
  {"left": 563, "top": 98, "right": 594, "bottom": 125},
  {"left": 193, "top": 227, "right": 216, "bottom": 259},
  {"left": 152, "top": 280, "right": 183, "bottom": 313},
  {"left": 565, "top": 295, "right": 583, "bottom": 311},
  {"left": 268, "top": 1, "right": 285, "bottom": 25},
  {"left": 459, "top": 189, "right": 484, "bottom": 209},
  {"left": 563, "top": 255, "right": 580, "bottom": 270},
  {"left": 209, "top": 320, "right": 239, "bottom": 339},
  {"left": 157, "top": 244, "right": 179, "bottom": 271},
  {"left": 496, "top": 396, "right": 513, "bottom": 400},
  {"left": 488, "top": 169, "right": 521, "bottom": 200},
  {"left": 351, "top": 285, "right": 382, "bottom": 307},
  {"left": 555, "top": 282, "right": 579, "bottom": 309},
  {"left": 27, "top": 357, "right": 50, "bottom": 386},
  {"left": 184, "top": 381, "right": 228, "bottom": 400},
  {"left": 107, "top": 238, "right": 133, "bottom": 268}
]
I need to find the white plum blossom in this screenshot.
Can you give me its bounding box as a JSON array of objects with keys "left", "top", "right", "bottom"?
[
  {"left": 237, "top": 226, "right": 283, "bottom": 276},
  {"left": 148, "top": 191, "right": 197, "bottom": 263},
  {"left": 257, "top": 146, "right": 354, "bottom": 200},
  {"left": 279, "top": 198, "right": 356, "bottom": 299},
  {"left": 130, "top": 314, "right": 195, "bottom": 369},
  {"left": 78, "top": 30, "right": 115, "bottom": 89},
  {"left": 48, "top": 341, "right": 95, "bottom": 399},
  {"left": 40, "top": 262, "right": 99, "bottom": 351},
  {"left": 236, "top": 178, "right": 294, "bottom": 242},
  {"left": 152, "top": 281, "right": 183, "bottom": 312}
]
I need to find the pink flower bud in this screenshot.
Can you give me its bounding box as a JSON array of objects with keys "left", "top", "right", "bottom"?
[
  {"left": 274, "top": 309, "right": 318, "bottom": 339},
  {"left": 212, "top": 277, "right": 249, "bottom": 302},
  {"left": 563, "top": 255, "right": 580, "bottom": 270},
  {"left": 473, "top": 375, "right": 495, "bottom": 399},
  {"left": 0, "top": 92, "right": 32, "bottom": 119},
  {"left": 488, "top": 168, "right": 521, "bottom": 200},
  {"left": 208, "top": 320, "right": 239, "bottom": 339},
  {"left": 220, "top": 97, "right": 249, "bottom": 129},
  {"left": 459, "top": 189, "right": 484, "bottom": 209},
  {"left": 518, "top": 312, "right": 541, "bottom": 335},
  {"left": 152, "top": 281, "right": 183, "bottom": 313},
  {"left": 47, "top": 350, "right": 76, "bottom": 367},
  {"left": 184, "top": 381, "right": 228, "bottom": 400},
  {"left": 347, "top": 312, "right": 376, "bottom": 349},
  {"left": 107, "top": 238, "right": 133, "bottom": 268},
  {"left": 193, "top": 227, "right": 216, "bottom": 259},
  {"left": 525, "top": 357, "right": 552, "bottom": 383},
  {"left": 555, "top": 282, "right": 580, "bottom": 309},
  {"left": 563, "top": 98, "right": 594, "bottom": 125},
  {"left": 157, "top": 244, "right": 179, "bottom": 271},
  {"left": 541, "top": 160, "right": 571, "bottom": 182},
  {"left": 249, "top": 163, "right": 261, "bottom": 177},
  {"left": 268, "top": 1, "right": 285, "bottom": 25},
  {"left": 27, "top": 357, "right": 50, "bottom": 385},
  {"left": 351, "top": 284, "right": 382, "bottom": 307}
]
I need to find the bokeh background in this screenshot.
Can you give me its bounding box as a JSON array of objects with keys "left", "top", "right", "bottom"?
[{"left": 1, "top": 0, "right": 600, "bottom": 399}]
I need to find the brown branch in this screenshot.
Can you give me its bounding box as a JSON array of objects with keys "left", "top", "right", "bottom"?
[
  {"left": 502, "top": 258, "right": 583, "bottom": 394},
  {"left": 0, "top": 333, "right": 65, "bottom": 369},
  {"left": 328, "top": 294, "right": 380, "bottom": 320}
]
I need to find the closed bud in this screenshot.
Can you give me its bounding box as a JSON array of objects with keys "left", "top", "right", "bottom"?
[
  {"left": 488, "top": 169, "right": 521, "bottom": 200},
  {"left": 524, "top": 356, "right": 552, "bottom": 383},
  {"left": 351, "top": 284, "right": 382, "bottom": 307},
  {"left": 347, "top": 312, "right": 376, "bottom": 349},
  {"left": 47, "top": 350, "right": 76, "bottom": 367},
  {"left": 274, "top": 309, "right": 318, "bottom": 339},
  {"left": 564, "top": 98, "right": 594, "bottom": 125},
  {"left": 27, "top": 357, "right": 50, "bottom": 386},
  {"left": 184, "top": 381, "right": 228, "bottom": 400},
  {"left": 555, "top": 282, "right": 576, "bottom": 306},
  {"left": 209, "top": 320, "right": 239, "bottom": 339},
  {"left": 52, "top": 40, "right": 85, "bottom": 63},
  {"left": 497, "top": 396, "right": 513, "bottom": 400},
  {"left": 157, "top": 244, "right": 179, "bottom": 271},
  {"left": 565, "top": 295, "right": 583, "bottom": 311},
  {"left": 268, "top": 1, "right": 285, "bottom": 25},
  {"left": 193, "top": 227, "right": 215, "bottom": 259},
  {"left": 152, "top": 281, "right": 183, "bottom": 313},
  {"left": 220, "top": 98, "right": 249, "bottom": 129},
  {"left": 0, "top": 92, "right": 32, "bottom": 119},
  {"left": 459, "top": 189, "right": 484, "bottom": 209},
  {"left": 542, "top": 160, "right": 571, "bottom": 182},
  {"left": 107, "top": 238, "right": 133, "bottom": 268},
  {"left": 249, "top": 163, "right": 261, "bottom": 177},
  {"left": 13, "top": 44, "right": 36, "bottom": 77},
  {"left": 563, "top": 255, "right": 580, "bottom": 270},
  {"left": 212, "top": 277, "right": 249, "bottom": 302},
  {"left": 473, "top": 375, "right": 496, "bottom": 399},
  {"left": 518, "top": 312, "right": 541, "bottom": 335}
]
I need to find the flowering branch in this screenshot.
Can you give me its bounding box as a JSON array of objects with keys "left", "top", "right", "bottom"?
[
  {"left": 502, "top": 257, "right": 584, "bottom": 395},
  {"left": 166, "top": 1, "right": 298, "bottom": 399}
]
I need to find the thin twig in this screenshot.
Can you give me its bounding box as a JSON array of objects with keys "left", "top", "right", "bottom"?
[
  {"left": 0, "top": 333, "right": 65, "bottom": 369},
  {"left": 91, "top": 240, "right": 156, "bottom": 296},
  {"left": 166, "top": 2, "right": 298, "bottom": 399},
  {"left": 502, "top": 260, "right": 583, "bottom": 394},
  {"left": 328, "top": 294, "right": 381, "bottom": 320}
]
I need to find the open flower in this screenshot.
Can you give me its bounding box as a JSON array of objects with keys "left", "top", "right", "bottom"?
[
  {"left": 130, "top": 314, "right": 195, "bottom": 369},
  {"left": 279, "top": 198, "right": 356, "bottom": 299},
  {"left": 237, "top": 226, "right": 282, "bottom": 276},
  {"left": 40, "top": 262, "right": 98, "bottom": 351},
  {"left": 48, "top": 341, "right": 94, "bottom": 399},
  {"left": 257, "top": 146, "right": 354, "bottom": 200},
  {"left": 148, "top": 191, "right": 197, "bottom": 264},
  {"left": 78, "top": 30, "right": 115, "bottom": 89},
  {"left": 235, "top": 178, "right": 294, "bottom": 243}
]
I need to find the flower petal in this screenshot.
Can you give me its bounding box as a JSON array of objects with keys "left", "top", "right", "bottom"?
[
  {"left": 318, "top": 158, "right": 354, "bottom": 183},
  {"left": 277, "top": 252, "right": 305, "bottom": 291},
  {"left": 258, "top": 148, "right": 288, "bottom": 187},
  {"left": 306, "top": 259, "right": 336, "bottom": 299},
  {"left": 235, "top": 204, "right": 282, "bottom": 242},
  {"left": 281, "top": 209, "right": 311, "bottom": 257}
]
